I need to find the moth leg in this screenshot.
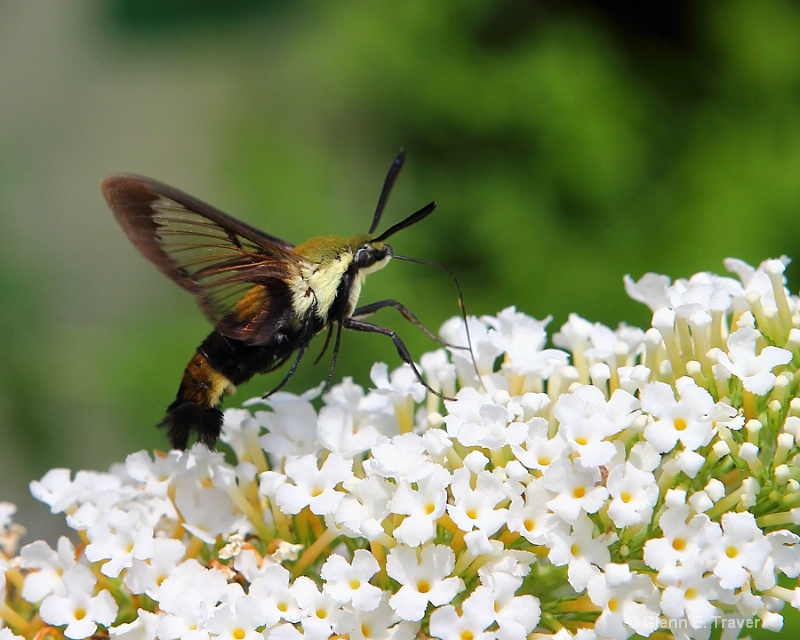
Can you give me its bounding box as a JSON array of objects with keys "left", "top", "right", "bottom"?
[
  {"left": 351, "top": 299, "right": 469, "bottom": 351},
  {"left": 323, "top": 321, "right": 345, "bottom": 391},
  {"left": 262, "top": 343, "right": 308, "bottom": 398},
  {"left": 313, "top": 323, "right": 336, "bottom": 365},
  {"left": 311, "top": 322, "right": 349, "bottom": 392},
  {"left": 342, "top": 316, "right": 454, "bottom": 401}
]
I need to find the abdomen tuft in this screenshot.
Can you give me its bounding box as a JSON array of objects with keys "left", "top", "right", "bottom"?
[{"left": 160, "top": 400, "right": 224, "bottom": 450}]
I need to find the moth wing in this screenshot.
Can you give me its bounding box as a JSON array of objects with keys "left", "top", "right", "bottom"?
[{"left": 103, "top": 175, "right": 306, "bottom": 345}]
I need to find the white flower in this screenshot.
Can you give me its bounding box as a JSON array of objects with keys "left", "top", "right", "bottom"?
[
  {"left": 108, "top": 608, "right": 160, "bottom": 640},
  {"left": 124, "top": 536, "right": 187, "bottom": 597},
  {"left": 553, "top": 385, "right": 639, "bottom": 468},
  {"left": 370, "top": 433, "right": 440, "bottom": 483},
  {"left": 255, "top": 392, "right": 322, "bottom": 459},
  {"left": 447, "top": 467, "right": 509, "bottom": 537},
  {"left": 659, "top": 564, "right": 723, "bottom": 631},
  {"left": 219, "top": 407, "right": 263, "bottom": 459},
  {"left": 273, "top": 453, "right": 353, "bottom": 516},
  {"left": 8, "top": 257, "right": 800, "bottom": 640},
  {"left": 85, "top": 508, "right": 155, "bottom": 578},
  {"left": 587, "top": 564, "right": 660, "bottom": 640},
  {"left": 443, "top": 388, "right": 528, "bottom": 449},
  {"left": 390, "top": 466, "right": 450, "bottom": 546},
  {"left": 766, "top": 529, "right": 800, "bottom": 579},
  {"left": 715, "top": 326, "right": 792, "bottom": 395},
  {"left": 667, "top": 271, "right": 741, "bottom": 317},
  {"left": 606, "top": 462, "right": 658, "bottom": 527},
  {"left": 172, "top": 460, "right": 244, "bottom": 544},
  {"left": 317, "top": 404, "right": 382, "bottom": 457},
  {"left": 334, "top": 472, "right": 395, "bottom": 540},
  {"left": 553, "top": 313, "right": 596, "bottom": 355},
  {"left": 429, "top": 597, "right": 494, "bottom": 640},
  {"left": 439, "top": 315, "right": 502, "bottom": 381},
  {"left": 623, "top": 272, "right": 671, "bottom": 311},
  {"left": 247, "top": 564, "right": 301, "bottom": 625},
  {"left": 510, "top": 418, "right": 569, "bottom": 473},
  {"left": 386, "top": 544, "right": 463, "bottom": 621},
  {"left": 643, "top": 491, "right": 716, "bottom": 578},
  {"left": 544, "top": 458, "right": 609, "bottom": 523},
  {"left": 725, "top": 256, "right": 790, "bottom": 309},
  {"left": 371, "top": 361, "right": 426, "bottom": 404},
  {"left": 421, "top": 348, "right": 458, "bottom": 398},
  {"left": 641, "top": 379, "right": 716, "bottom": 452},
  {"left": 486, "top": 307, "right": 569, "bottom": 378},
  {"left": 554, "top": 316, "right": 643, "bottom": 369},
  {"left": 206, "top": 587, "right": 272, "bottom": 640},
  {"left": 149, "top": 560, "right": 231, "bottom": 639},
  {"left": 713, "top": 511, "right": 772, "bottom": 590},
  {"left": 20, "top": 537, "right": 81, "bottom": 602},
  {"left": 507, "top": 482, "right": 562, "bottom": 546},
  {"left": 29, "top": 468, "right": 124, "bottom": 515},
  {"left": 321, "top": 549, "right": 383, "bottom": 611},
  {"left": 334, "top": 594, "right": 415, "bottom": 640},
  {"left": 39, "top": 567, "right": 118, "bottom": 640},
  {"left": 548, "top": 514, "right": 613, "bottom": 592},
  {"left": 124, "top": 450, "right": 183, "bottom": 500},
  {"left": 473, "top": 572, "right": 541, "bottom": 640},
  {"left": 291, "top": 575, "right": 341, "bottom": 638}
]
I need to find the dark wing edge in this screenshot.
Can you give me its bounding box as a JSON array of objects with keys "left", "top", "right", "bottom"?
[{"left": 102, "top": 174, "right": 305, "bottom": 344}]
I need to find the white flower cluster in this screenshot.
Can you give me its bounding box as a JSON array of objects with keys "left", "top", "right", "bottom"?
[{"left": 2, "top": 257, "right": 800, "bottom": 640}]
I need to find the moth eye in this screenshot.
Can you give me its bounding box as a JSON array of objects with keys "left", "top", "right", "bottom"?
[
  {"left": 354, "top": 246, "right": 375, "bottom": 269},
  {"left": 355, "top": 244, "right": 391, "bottom": 269}
]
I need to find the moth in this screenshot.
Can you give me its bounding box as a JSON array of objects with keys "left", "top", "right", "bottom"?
[{"left": 103, "top": 151, "right": 459, "bottom": 450}]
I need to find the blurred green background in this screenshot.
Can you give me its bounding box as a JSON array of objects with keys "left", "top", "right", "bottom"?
[{"left": 2, "top": 3, "right": 800, "bottom": 625}]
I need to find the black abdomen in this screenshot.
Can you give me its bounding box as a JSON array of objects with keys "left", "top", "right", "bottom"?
[{"left": 160, "top": 330, "right": 299, "bottom": 450}]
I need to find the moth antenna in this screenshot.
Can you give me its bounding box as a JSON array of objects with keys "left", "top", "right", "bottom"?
[
  {"left": 369, "top": 150, "right": 406, "bottom": 234},
  {"left": 392, "top": 254, "right": 484, "bottom": 392},
  {"left": 372, "top": 201, "right": 436, "bottom": 244}
]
